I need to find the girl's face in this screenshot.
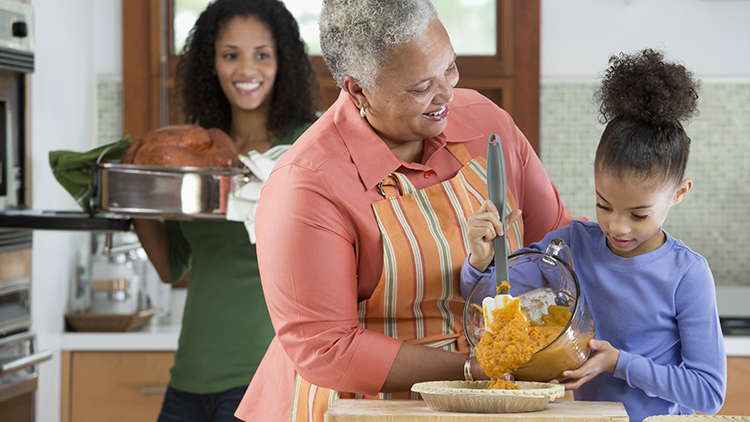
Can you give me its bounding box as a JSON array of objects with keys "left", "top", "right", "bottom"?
[
  {"left": 594, "top": 172, "right": 691, "bottom": 258},
  {"left": 360, "top": 19, "right": 459, "bottom": 150},
  {"left": 214, "top": 15, "right": 277, "bottom": 113}
]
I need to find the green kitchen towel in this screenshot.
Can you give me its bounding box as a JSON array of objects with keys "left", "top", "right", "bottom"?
[{"left": 49, "top": 136, "right": 132, "bottom": 214}]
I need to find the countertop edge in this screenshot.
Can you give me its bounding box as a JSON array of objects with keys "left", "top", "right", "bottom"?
[
  {"left": 724, "top": 336, "right": 750, "bottom": 357},
  {"left": 61, "top": 321, "right": 181, "bottom": 351}
]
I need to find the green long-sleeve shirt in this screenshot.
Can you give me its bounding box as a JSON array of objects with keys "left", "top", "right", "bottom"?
[{"left": 165, "top": 123, "right": 311, "bottom": 393}]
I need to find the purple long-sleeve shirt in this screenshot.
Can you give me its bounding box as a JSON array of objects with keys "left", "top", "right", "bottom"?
[{"left": 461, "top": 220, "right": 726, "bottom": 422}]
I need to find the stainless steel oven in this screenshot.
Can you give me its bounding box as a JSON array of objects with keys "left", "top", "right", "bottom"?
[
  {"left": 0, "top": 332, "right": 52, "bottom": 420},
  {"left": 0, "top": 228, "right": 50, "bottom": 421},
  {"left": 0, "top": 264, "right": 31, "bottom": 337},
  {"left": 0, "top": 3, "right": 60, "bottom": 419}
]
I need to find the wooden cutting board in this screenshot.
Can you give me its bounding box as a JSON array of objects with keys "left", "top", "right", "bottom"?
[{"left": 324, "top": 399, "right": 629, "bottom": 421}]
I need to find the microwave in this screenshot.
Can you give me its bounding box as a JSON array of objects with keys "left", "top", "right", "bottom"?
[
  {"left": 0, "top": 0, "right": 32, "bottom": 211},
  {"left": 0, "top": 87, "right": 20, "bottom": 211}
]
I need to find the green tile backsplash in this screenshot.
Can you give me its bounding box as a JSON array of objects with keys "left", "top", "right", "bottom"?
[
  {"left": 97, "top": 79, "right": 123, "bottom": 147},
  {"left": 540, "top": 83, "right": 750, "bottom": 287}
]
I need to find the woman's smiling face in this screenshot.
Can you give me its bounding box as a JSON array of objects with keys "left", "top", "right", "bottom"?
[
  {"left": 360, "top": 19, "right": 459, "bottom": 152},
  {"left": 214, "top": 15, "right": 277, "bottom": 113}
]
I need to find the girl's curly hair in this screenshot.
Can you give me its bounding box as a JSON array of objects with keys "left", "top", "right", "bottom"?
[
  {"left": 594, "top": 48, "right": 701, "bottom": 185},
  {"left": 176, "top": 0, "right": 319, "bottom": 138}
]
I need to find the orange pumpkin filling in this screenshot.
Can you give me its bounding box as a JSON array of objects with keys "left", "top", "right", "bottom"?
[{"left": 476, "top": 297, "right": 571, "bottom": 390}]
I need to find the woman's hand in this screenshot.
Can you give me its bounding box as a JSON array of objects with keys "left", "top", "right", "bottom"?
[
  {"left": 469, "top": 356, "right": 491, "bottom": 381},
  {"left": 467, "top": 200, "right": 521, "bottom": 272},
  {"left": 552, "top": 339, "right": 620, "bottom": 390}
]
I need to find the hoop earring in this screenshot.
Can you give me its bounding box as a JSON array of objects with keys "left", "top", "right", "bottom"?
[{"left": 360, "top": 107, "right": 367, "bottom": 118}]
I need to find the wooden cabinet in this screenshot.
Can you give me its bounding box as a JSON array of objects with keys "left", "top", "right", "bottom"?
[
  {"left": 717, "top": 356, "right": 750, "bottom": 415},
  {"left": 61, "top": 351, "right": 174, "bottom": 422}
]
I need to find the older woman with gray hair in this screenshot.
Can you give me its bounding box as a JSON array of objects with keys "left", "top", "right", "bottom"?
[{"left": 235, "top": 0, "right": 573, "bottom": 420}]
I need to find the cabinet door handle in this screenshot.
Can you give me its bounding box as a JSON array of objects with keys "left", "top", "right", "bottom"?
[{"left": 140, "top": 387, "right": 168, "bottom": 394}]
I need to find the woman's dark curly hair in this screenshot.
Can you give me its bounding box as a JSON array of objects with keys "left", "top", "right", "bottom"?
[
  {"left": 594, "top": 48, "right": 700, "bottom": 186},
  {"left": 176, "top": 0, "right": 319, "bottom": 138}
]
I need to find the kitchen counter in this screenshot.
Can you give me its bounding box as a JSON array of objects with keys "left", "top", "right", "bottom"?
[
  {"left": 724, "top": 336, "right": 750, "bottom": 357},
  {"left": 62, "top": 287, "right": 186, "bottom": 351},
  {"left": 61, "top": 320, "right": 181, "bottom": 351},
  {"left": 60, "top": 324, "right": 749, "bottom": 356},
  {"left": 326, "top": 399, "right": 628, "bottom": 421}
]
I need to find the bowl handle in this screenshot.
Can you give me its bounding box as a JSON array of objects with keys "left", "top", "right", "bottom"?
[{"left": 544, "top": 238, "right": 574, "bottom": 270}]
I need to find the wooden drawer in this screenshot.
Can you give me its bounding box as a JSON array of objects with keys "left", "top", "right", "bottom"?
[
  {"left": 61, "top": 351, "right": 174, "bottom": 422},
  {"left": 717, "top": 356, "right": 750, "bottom": 415}
]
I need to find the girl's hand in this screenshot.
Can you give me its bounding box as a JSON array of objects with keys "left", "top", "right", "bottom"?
[
  {"left": 467, "top": 200, "right": 521, "bottom": 272},
  {"left": 553, "top": 339, "right": 620, "bottom": 390}
]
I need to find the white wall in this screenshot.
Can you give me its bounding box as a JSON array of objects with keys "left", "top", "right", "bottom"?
[
  {"left": 541, "top": 0, "right": 750, "bottom": 82},
  {"left": 29, "top": 1, "right": 120, "bottom": 421},
  {"left": 93, "top": 0, "right": 122, "bottom": 76}
]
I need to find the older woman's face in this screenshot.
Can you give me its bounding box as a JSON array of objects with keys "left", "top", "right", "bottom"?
[{"left": 363, "top": 19, "right": 458, "bottom": 150}]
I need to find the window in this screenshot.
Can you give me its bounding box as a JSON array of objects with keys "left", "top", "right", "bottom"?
[{"left": 173, "top": 0, "right": 497, "bottom": 56}]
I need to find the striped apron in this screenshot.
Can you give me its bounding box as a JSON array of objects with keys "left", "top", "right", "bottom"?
[{"left": 289, "top": 142, "right": 524, "bottom": 422}]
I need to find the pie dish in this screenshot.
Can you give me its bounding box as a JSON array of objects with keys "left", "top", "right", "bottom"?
[{"left": 410, "top": 380, "right": 565, "bottom": 413}]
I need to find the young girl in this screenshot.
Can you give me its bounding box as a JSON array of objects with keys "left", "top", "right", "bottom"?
[
  {"left": 132, "top": 0, "right": 318, "bottom": 421},
  {"left": 461, "top": 49, "right": 726, "bottom": 421}
]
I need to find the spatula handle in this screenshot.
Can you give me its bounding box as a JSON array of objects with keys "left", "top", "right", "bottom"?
[{"left": 487, "top": 134, "right": 509, "bottom": 293}]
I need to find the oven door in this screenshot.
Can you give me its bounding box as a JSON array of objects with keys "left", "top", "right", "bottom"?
[
  {"left": 0, "top": 331, "right": 52, "bottom": 406},
  {"left": 0, "top": 276, "right": 31, "bottom": 337}
]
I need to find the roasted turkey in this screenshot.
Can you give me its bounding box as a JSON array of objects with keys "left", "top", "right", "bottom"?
[{"left": 123, "top": 125, "right": 242, "bottom": 168}]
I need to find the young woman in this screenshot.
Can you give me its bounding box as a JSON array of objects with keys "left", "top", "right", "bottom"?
[
  {"left": 132, "top": 1, "right": 318, "bottom": 421},
  {"left": 461, "top": 49, "right": 726, "bottom": 422}
]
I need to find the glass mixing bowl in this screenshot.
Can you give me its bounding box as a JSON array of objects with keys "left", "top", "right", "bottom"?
[{"left": 463, "top": 238, "right": 595, "bottom": 382}]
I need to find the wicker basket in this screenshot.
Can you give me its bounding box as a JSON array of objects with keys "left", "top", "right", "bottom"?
[{"left": 65, "top": 308, "right": 158, "bottom": 332}]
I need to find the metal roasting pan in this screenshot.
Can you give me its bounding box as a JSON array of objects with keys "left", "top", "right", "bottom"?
[{"left": 91, "top": 161, "right": 251, "bottom": 219}]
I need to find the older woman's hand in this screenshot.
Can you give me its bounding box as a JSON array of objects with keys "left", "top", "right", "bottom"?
[{"left": 467, "top": 200, "right": 522, "bottom": 271}]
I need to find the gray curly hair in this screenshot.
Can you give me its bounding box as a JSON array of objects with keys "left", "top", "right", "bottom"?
[{"left": 319, "top": 0, "right": 439, "bottom": 90}]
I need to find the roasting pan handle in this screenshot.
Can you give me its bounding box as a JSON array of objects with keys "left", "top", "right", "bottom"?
[{"left": 95, "top": 144, "right": 128, "bottom": 165}]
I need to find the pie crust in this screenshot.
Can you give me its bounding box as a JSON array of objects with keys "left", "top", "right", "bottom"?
[{"left": 411, "top": 380, "right": 565, "bottom": 413}]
